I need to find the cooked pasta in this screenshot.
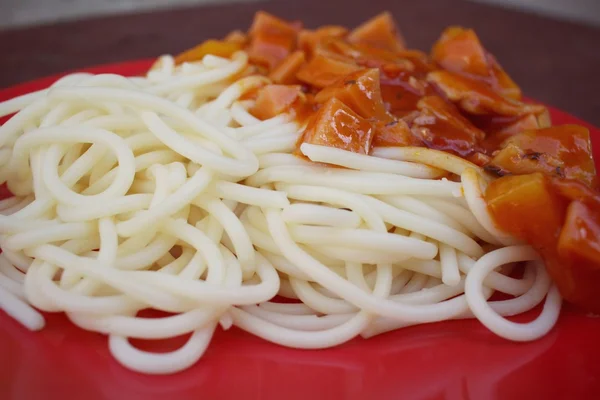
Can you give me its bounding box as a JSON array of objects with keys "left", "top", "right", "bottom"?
[{"left": 2, "top": 11, "right": 592, "bottom": 375}]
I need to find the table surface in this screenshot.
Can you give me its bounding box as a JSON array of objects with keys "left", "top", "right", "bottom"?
[{"left": 0, "top": 0, "right": 599, "bottom": 125}]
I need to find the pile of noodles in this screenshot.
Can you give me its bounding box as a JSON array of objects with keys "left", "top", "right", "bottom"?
[{"left": 0, "top": 51, "right": 560, "bottom": 374}]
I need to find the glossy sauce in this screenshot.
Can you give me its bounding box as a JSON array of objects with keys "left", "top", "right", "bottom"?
[
  {"left": 380, "top": 70, "right": 435, "bottom": 116},
  {"left": 411, "top": 95, "right": 485, "bottom": 157},
  {"left": 175, "top": 11, "right": 600, "bottom": 313},
  {"left": 486, "top": 125, "right": 597, "bottom": 186}
]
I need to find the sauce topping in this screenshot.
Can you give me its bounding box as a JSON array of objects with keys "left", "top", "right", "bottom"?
[{"left": 175, "top": 11, "right": 600, "bottom": 313}]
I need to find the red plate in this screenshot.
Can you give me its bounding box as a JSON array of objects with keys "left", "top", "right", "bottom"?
[{"left": 1, "top": 61, "right": 599, "bottom": 400}]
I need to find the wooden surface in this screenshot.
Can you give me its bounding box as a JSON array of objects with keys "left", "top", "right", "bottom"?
[{"left": 1, "top": 0, "right": 598, "bottom": 125}]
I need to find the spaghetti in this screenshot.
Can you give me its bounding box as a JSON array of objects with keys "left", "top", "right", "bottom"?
[{"left": 0, "top": 11, "right": 595, "bottom": 375}]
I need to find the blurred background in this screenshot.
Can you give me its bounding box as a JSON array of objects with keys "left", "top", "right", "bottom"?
[{"left": 1, "top": 0, "right": 599, "bottom": 28}]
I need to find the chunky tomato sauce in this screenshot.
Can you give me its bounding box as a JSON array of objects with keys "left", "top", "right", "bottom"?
[{"left": 174, "top": 11, "right": 600, "bottom": 313}]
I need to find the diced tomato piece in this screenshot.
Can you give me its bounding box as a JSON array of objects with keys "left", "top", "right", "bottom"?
[
  {"left": 249, "top": 11, "right": 301, "bottom": 37},
  {"left": 555, "top": 201, "right": 600, "bottom": 312},
  {"left": 314, "top": 69, "right": 388, "bottom": 120},
  {"left": 476, "top": 114, "right": 540, "bottom": 136},
  {"left": 269, "top": 51, "right": 306, "bottom": 84},
  {"left": 248, "top": 31, "right": 297, "bottom": 70},
  {"left": 309, "top": 38, "right": 356, "bottom": 64},
  {"left": 551, "top": 178, "right": 600, "bottom": 207},
  {"left": 432, "top": 27, "right": 489, "bottom": 76},
  {"left": 298, "top": 97, "right": 374, "bottom": 154},
  {"left": 428, "top": 70, "right": 543, "bottom": 117},
  {"left": 313, "top": 37, "right": 416, "bottom": 72},
  {"left": 247, "top": 12, "right": 300, "bottom": 70},
  {"left": 486, "top": 125, "right": 597, "bottom": 187},
  {"left": 486, "top": 173, "right": 600, "bottom": 314},
  {"left": 175, "top": 40, "right": 242, "bottom": 64},
  {"left": 251, "top": 85, "right": 302, "bottom": 120},
  {"left": 559, "top": 201, "right": 600, "bottom": 266},
  {"left": 339, "top": 41, "right": 406, "bottom": 67},
  {"left": 348, "top": 12, "right": 406, "bottom": 52},
  {"left": 395, "top": 50, "right": 437, "bottom": 76},
  {"left": 431, "top": 26, "right": 521, "bottom": 99},
  {"left": 298, "top": 26, "right": 349, "bottom": 57},
  {"left": 411, "top": 96, "right": 485, "bottom": 156},
  {"left": 296, "top": 54, "right": 361, "bottom": 88},
  {"left": 473, "top": 112, "right": 552, "bottom": 155},
  {"left": 485, "top": 173, "right": 568, "bottom": 250},
  {"left": 372, "top": 119, "right": 422, "bottom": 147}
]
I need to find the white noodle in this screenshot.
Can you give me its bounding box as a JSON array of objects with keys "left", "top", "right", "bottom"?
[{"left": 0, "top": 48, "right": 561, "bottom": 376}]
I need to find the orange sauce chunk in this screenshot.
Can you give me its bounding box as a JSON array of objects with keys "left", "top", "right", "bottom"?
[
  {"left": 296, "top": 54, "right": 361, "bottom": 88},
  {"left": 247, "top": 11, "right": 300, "bottom": 70},
  {"left": 348, "top": 12, "right": 406, "bottom": 52},
  {"left": 298, "top": 97, "right": 374, "bottom": 154},
  {"left": 427, "top": 70, "right": 543, "bottom": 117},
  {"left": 314, "top": 69, "right": 388, "bottom": 120},
  {"left": 486, "top": 125, "right": 597, "bottom": 187},
  {"left": 298, "top": 26, "right": 349, "bottom": 58},
  {"left": 269, "top": 51, "right": 306, "bottom": 84},
  {"left": 556, "top": 201, "right": 600, "bottom": 312},
  {"left": 485, "top": 173, "right": 567, "bottom": 252},
  {"left": 251, "top": 84, "right": 302, "bottom": 120},
  {"left": 372, "top": 119, "right": 422, "bottom": 147},
  {"left": 411, "top": 96, "right": 485, "bottom": 156},
  {"left": 432, "top": 26, "right": 521, "bottom": 99}
]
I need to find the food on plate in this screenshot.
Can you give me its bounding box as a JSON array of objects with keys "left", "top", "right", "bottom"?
[{"left": 0, "top": 11, "right": 597, "bottom": 375}]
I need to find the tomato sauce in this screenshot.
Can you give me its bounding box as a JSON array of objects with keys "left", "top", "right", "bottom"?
[{"left": 175, "top": 11, "right": 600, "bottom": 313}]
